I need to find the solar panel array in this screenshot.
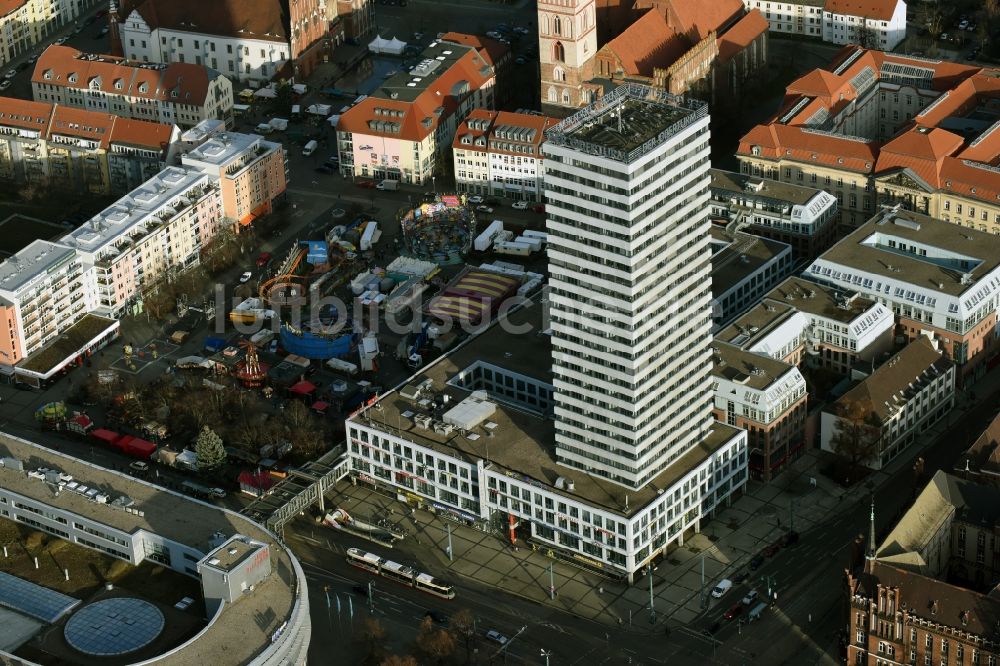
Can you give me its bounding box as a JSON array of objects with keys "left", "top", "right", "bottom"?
[
  {"left": 0, "top": 572, "right": 80, "bottom": 623},
  {"left": 64, "top": 598, "right": 165, "bottom": 656}
]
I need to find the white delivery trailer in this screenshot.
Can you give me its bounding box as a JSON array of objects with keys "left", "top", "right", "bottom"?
[
  {"left": 515, "top": 235, "right": 542, "bottom": 252},
  {"left": 326, "top": 358, "right": 359, "bottom": 375},
  {"left": 376, "top": 180, "right": 398, "bottom": 191},
  {"left": 522, "top": 230, "right": 548, "bottom": 245},
  {"left": 360, "top": 221, "right": 381, "bottom": 251},
  {"left": 269, "top": 117, "right": 289, "bottom": 131},
  {"left": 474, "top": 219, "right": 504, "bottom": 252},
  {"left": 494, "top": 241, "right": 532, "bottom": 256}
]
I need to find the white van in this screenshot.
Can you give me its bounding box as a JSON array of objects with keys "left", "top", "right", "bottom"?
[
  {"left": 710, "top": 578, "right": 733, "bottom": 598},
  {"left": 302, "top": 139, "right": 318, "bottom": 156}
]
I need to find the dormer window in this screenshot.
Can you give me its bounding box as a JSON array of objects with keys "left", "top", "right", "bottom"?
[
  {"left": 43, "top": 70, "right": 52, "bottom": 80},
  {"left": 68, "top": 73, "right": 77, "bottom": 83},
  {"left": 138, "top": 83, "right": 147, "bottom": 93},
  {"left": 114, "top": 79, "right": 123, "bottom": 90}
]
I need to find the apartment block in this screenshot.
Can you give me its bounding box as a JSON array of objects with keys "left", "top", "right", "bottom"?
[
  {"left": 711, "top": 341, "right": 807, "bottom": 481},
  {"left": 452, "top": 109, "right": 558, "bottom": 203},
  {"left": 717, "top": 276, "right": 895, "bottom": 374},
  {"left": 32, "top": 45, "right": 234, "bottom": 129},
  {"left": 709, "top": 168, "right": 838, "bottom": 257},
  {"left": 0, "top": 97, "right": 179, "bottom": 196},
  {"left": 710, "top": 226, "right": 794, "bottom": 331},
  {"left": 807, "top": 207, "right": 1000, "bottom": 383},
  {"left": 821, "top": 337, "right": 954, "bottom": 470},
  {"left": 0, "top": 240, "right": 119, "bottom": 383},
  {"left": 337, "top": 41, "right": 495, "bottom": 185},
  {"left": 739, "top": 47, "right": 1000, "bottom": 232},
  {"left": 0, "top": 0, "right": 102, "bottom": 67},
  {"left": 847, "top": 472, "right": 1000, "bottom": 666},
  {"left": 180, "top": 129, "right": 286, "bottom": 227},
  {"left": 744, "top": 0, "right": 906, "bottom": 50}
]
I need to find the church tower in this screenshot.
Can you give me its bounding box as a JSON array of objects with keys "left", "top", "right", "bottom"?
[{"left": 538, "top": 0, "right": 598, "bottom": 116}]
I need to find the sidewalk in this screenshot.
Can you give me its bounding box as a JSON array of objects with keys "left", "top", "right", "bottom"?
[{"left": 327, "top": 365, "right": 1000, "bottom": 634}]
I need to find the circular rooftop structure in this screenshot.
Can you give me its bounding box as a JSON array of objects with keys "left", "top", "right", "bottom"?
[{"left": 64, "top": 597, "right": 165, "bottom": 657}]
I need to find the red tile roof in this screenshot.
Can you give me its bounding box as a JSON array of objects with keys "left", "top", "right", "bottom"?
[
  {"left": 603, "top": 9, "right": 687, "bottom": 77},
  {"left": 875, "top": 127, "right": 964, "bottom": 188},
  {"left": 453, "top": 109, "right": 559, "bottom": 157},
  {"left": 0, "top": 96, "right": 173, "bottom": 151},
  {"left": 716, "top": 9, "right": 768, "bottom": 62},
  {"left": 740, "top": 123, "right": 877, "bottom": 173},
  {"left": 823, "top": 0, "right": 900, "bottom": 21},
  {"left": 654, "top": 0, "right": 745, "bottom": 43},
  {"left": 0, "top": 0, "right": 25, "bottom": 18},
  {"left": 452, "top": 108, "right": 497, "bottom": 151},
  {"left": 124, "top": 0, "right": 289, "bottom": 43},
  {"left": 33, "top": 45, "right": 218, "bottom": 106},
  {"left": 337, "top": 47, "right": 494, "bottom": 143}
]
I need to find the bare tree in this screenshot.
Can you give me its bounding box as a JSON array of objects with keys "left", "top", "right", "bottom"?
[
  {"left": 360, "top": 618, "right": 387, "bottom": 665},
  {"left": 829, "top": 398, "right": 882, "bottom": 476},
  {"left": 449, "top": 608, "right": 476, "bottom": 660},
  {"left": 415, "top": 616, "right": 455, "bottom": 664},
  {"left": 379, "top": 657, "right": 418, "bottom": 666},
  {"left": 853, "top": 24, "right": 880, "bottom": 49}
]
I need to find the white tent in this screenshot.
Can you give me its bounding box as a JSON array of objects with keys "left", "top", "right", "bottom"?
[
  {"left": 253, "top": 87, "right": 277, "bottom": 99},
  {"left": 368, "top": 35, "right": 407, "bottom": 55}
]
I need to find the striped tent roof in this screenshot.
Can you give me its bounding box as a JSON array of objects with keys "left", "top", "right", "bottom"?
[{"left": 426, "top": 269, "right": 520, "bottom": 325}]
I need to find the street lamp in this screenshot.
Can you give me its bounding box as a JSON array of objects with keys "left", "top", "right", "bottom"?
[
  {"left": 432, "top": 175, "right": 436, "bottom": 194},
  {"left": 540, "top": 649, "right": 552, "bottom": 666}
]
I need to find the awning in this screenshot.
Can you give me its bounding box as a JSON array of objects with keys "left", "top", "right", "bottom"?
[{"left": 289, "top": 380, "right": 317, "bottom": 395}]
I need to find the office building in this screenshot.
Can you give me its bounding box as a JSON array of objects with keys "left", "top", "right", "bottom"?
[
  {"left": 452, "top": 109, "right": 558, "bottom": 202},
  {"left": 806, "top": 207, "right": 1000, "bottom": 383},
  {"left": 709, "top": 168, "right": 838, "bottom": 257},
  {"left": 345, "top": 85, "right": 747, "bottom": 579},
  {"left": 336, "top": 41, "right": 495, "bottom": 185},
  {"left": 738, "top": 47, "right": 1000, "bottom": 231},
  {"left": 709, "top": 226, "right": 794, "bottom": 331}
]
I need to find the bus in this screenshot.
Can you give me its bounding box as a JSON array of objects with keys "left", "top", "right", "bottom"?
[{"left": 346, "top": 548, "right": 456, "bottom": 599}]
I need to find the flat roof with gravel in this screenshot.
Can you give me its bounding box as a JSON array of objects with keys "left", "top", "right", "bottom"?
[{"left": 0, "top": 432, "right": 299, "bottom": 666}]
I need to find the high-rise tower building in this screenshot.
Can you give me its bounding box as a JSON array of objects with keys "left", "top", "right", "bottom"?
[{"left": 543, "top": 84, "right": 715, "bottom": 489}]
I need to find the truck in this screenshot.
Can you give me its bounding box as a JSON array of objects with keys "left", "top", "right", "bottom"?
[
  {"left": 250, "top": 329, "right": 275, "bottom": 348},
  {"left": 494, "top": 240, "right": 532, "bottom": 256},
  {"left": 302, "top": 139, "right": 318, "bottom": 156},
  {"left": 269, "top": 117, "right": 289, "bottom": 131},
  {"left": 376, "top": 180, "right": 398, "bottom": 191},
  {"left": 255, "top": 122, "right": 274, "bottom": 135},
  {"left": 204, "top": 336, "right": 226, "bottom": 353},
  {"left": 474, "top": 220, "right": 504, "bottom": 252},
  {"left": 169, "top": 330, "right": 190, "bottom": 344}
]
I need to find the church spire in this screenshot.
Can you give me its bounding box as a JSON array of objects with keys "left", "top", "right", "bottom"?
[{"left": 866, "top": 497, "right": 877, "bottom": 564}]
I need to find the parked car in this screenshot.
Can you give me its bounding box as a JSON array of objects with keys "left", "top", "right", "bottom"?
[
  {"left": 764, "top": 540, "right": 782, "bottom": 557},
  {"left": 468, "top": 195, "right": 484, "bottom": 204},
  {"left": 512, "top": 200, "right": 528, "bottom": 210},
  {"left": 356, "top": 180, "right": 377, "bottom": 189},
  {"left": 255, "top": 252, "right": 272, "bottom": 267},
  {"left": 485, "top": 630, "right": 508, "bottom": 645},
  {"left": 0, "top": 80, "right": 11, "bottom": 91},
  {"left": 55, "top": 37, "right": 68, "bottom": 45},
  {"left": 515, "top": 55, "right": 527, "bottom": 65},
  {"left": 741, "top": 589, "right": 759, "bottom": 606},
  {"left": 314, "top": 165, "right": 335, "bottom": 175},
  {"left": 731, "top": 570, "right": 749, "bottom": 584},
  {"left": 3, "top": 69, "right": 15, "bottom": 80},
  {"left": 782, "top": 530, "right": 800, "bottom": 547},
  {"left": 749, "top": 554, "right": 764, "bottom": 570},
  {"left": 129, "top": 461, "right": 149, "bottom": 474},
  {"left": 475, "top": 205, "right": 493, "bottom": 214},
  {"left": 532, "top": 204, "right": 545, "bottom": 214},
  {"left": 239, "top": 271, "right": 253, "bottom": 283},
  {"left": 724, "top": 602, "right": 744, "bottom": 620},
  {"left": 710, "top": 578, "right": 733, "bottom": 598},
  {"left": 98, "top": 25, "right": 109, "bottom": 36}
]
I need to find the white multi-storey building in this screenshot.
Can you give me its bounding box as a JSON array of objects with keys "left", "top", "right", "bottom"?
[
  {"left": 743, "top": 0, "right": 906, "bottom": 49},
  {"left": 709, "top": 168, "right": 838, "bottom": 257},
  {"left": 544, "top": 84, "right": 733, "bottom": 489},
  {"left": 806, "top": 207, "right": 1000, "bottom": 383},
  {"left": 345, "top": 86, "right": 748, "bottom": 579},
  {"left": 452, "top": 109, "right": 558, "bottom": 202}
]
